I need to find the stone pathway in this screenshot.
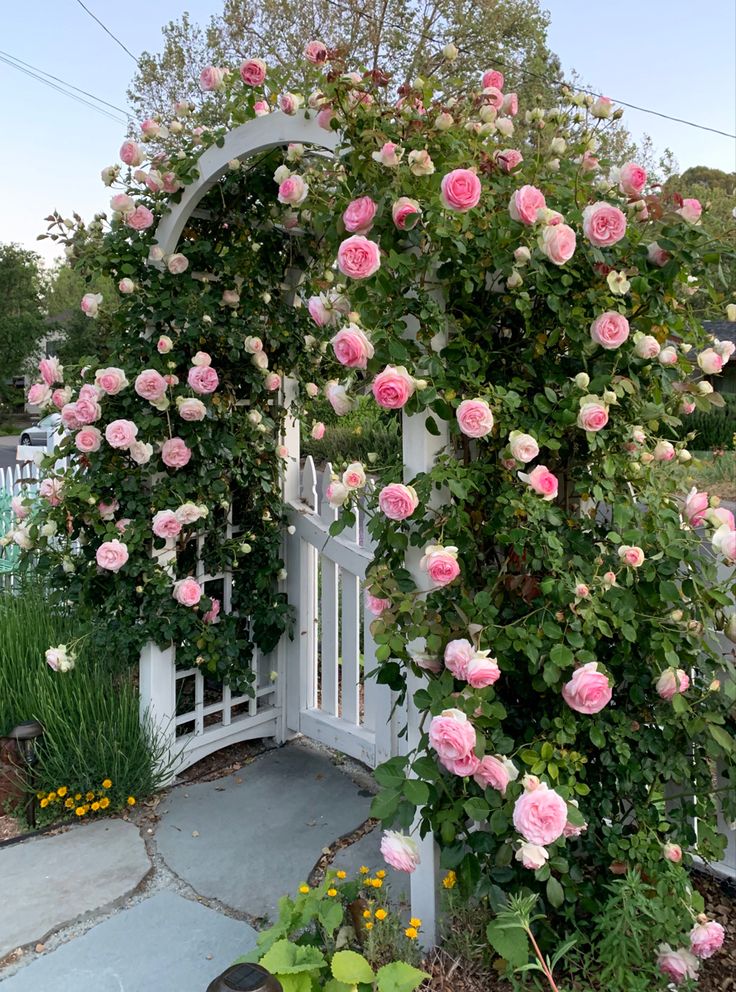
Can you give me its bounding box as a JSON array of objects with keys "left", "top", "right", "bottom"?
[{"left": 0, "top": 741, "right": 386, "bottom": 991}]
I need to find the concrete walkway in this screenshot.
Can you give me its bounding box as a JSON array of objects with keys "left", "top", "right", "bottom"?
[{"left": 0, "top": 742, "right": 388, "bottom": 991}]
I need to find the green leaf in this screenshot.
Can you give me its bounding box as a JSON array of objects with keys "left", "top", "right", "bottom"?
[
  {"left": 376, "top": 962, "right": 430, "bottom": 992},
  {"left": 331, "top": 950, "right": 375, "bottom": 985},
  {"left": 324, "top": 981, "right": 354, "bottom": 992},
  {"left": 404, "top": 779, "right": 430, "bottom": 805},
  {"left": 589, "top": 725, "right": 606, "bottom": 749},
  {"left": 370, "top": 790, "right": 401, "bottom": 820},
  {"left": 464, "top": 797, "right": 490, "bottom": 821},
  {"left": 708, "top": 724, "right": 735, "bottom": 753},
  {"left": 486, "top": 921, "right": 529, "bottom": 968},
  {"left": 277, "top": 975, "right": 313, "bottom": 992},
  {"left": 318, "top": 899, "right": 344, "bottom": 936},
  {"left": 550, "top": 644, "right": 573, "bottom": 667},
  {"left": 546, "top": 876, "right": 565, "bottom": 908},
  {"left": 260, "top": 939, "right": 326, "bottom": 976},
  {"left": 672, "top": 692, "right": 687, "bottom": 715}
]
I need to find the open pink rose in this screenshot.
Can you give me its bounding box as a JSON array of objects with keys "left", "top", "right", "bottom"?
[
  {"left": 337, "top": 236, "right": 381, "bottom": 279},
  {"left": 378, "top": 483, "right": 419, "bottom": 520},
  {"left": 474, "top": 756, "right": 515, "bottom": 795},
  {"left": 647, "top": 242, "right": 671, "bottom": 267},
  {"left": 442, "top": 752, "right": 481, "bottom": 777},
  {"left": 105, "top": 419, "right": 138, "bottom": 449},
  {"left": 509, "top": 432, "right": 539, "bottom": 463},
  {"left": 372, "top": 365, "right": 415, "bottom": 409},
  {"left": 392, "top": 197, "right": 422, "bottom": 230},
  {"left": 304, "top": 39, "right": 327, "bottom": 63},
  {"left": 240, "top": 59, "right": 266, "bottom": 86},
  {"left": 39, "top": 357, "right": 62, "bottom": 386},
  {"left": 515, "top": 842, "right": 549, "bottom": 870},
  {"left": 590, "top": 311, "right": 630, "bottom": 349},
  {"left": 440, "top": 169, "right": 482, "bottom": 212},
  {"left": 326, "top": 381, "right": 354, "bottom": 416},
  {"left": 177, "top": 398, "right": 207, "bottom": 421},
  {"left": 456, "top": 399, "right": 494, "bottom": 438},
  {"left": 162, "top": 437, "right": 192, "bottom": 469},
  {"left": 513, "top": 782, "right": 568, "bottom": 845},
  {"left": 495, "top": 149, "right": 523, "bottom": 172},
  {"left": 429, "top": 708, "right": 476, "bottom": 762},
  {"left": 203, "top": 597, "right": 221, "bottom": 624},
  {"left": 421, "top": 545, "right": 460, "bottom": 586},
  {"left": 444, "top": 638, "right": 474, "bottom": 679},
  {"left": 466, "top": 653, "right": 500, "bottom": 688},
  {"left": 95, "top": 367, "right": 128, "bottom": 394},
  {"left": 75, "top": 426, "right": 102, "bottom": 453},
  {"left": 619, "top": 162, "right": 647, "bottom": 196},
  {"left": 311, "top": 422, "right": 325, "bottom": 440},
  {"left": 278, "top": 175, "right": 308, "bottom": 207},
  {"left": 331, "top": 324, "right": 374, "bottom": 369},
  {"left": 188, "top": 366, "right": 219, "bottom": 395},
  {"left": 380, "top": 830, "right": 420, "bottom": 872},
  {"left": 135, "top": 369, "right": 168, "bottom": 402},
  {"left": 343, "top": 196, "right": 377, "bottom": 234},
  {"left": 618, "top": 545, "right": 645, "bottom": 567},
  {"left": 152, "top": 510, "right": 182, "bottom": 539},
  {"left": 509, "top": 185, "right": 546, "bottom": 225},
  {"left": 39, "top": 478, "right": 63, "bottom": 506},
  {"left": 173, "top": 577, "right": 203, "bottom": 607},
  {"left": 125, "top": 205, "right": 155, "bottom": 231},
  {"left": 74, "top": 396, "right": 101, "bottom": 424},
  {"left": 60, "top": 403, "right": 82, "bottom": 430},
  {"left": 366, "top": 592, "right": 391, "bottom": 616},
  {"left": 96, "top": 539, "right": 129, "bottom": 572},
  {"left": 562, "top": 662, "right": 612, "bottom": 714},
  {"left": 698, "top": 349, "right": 723, "bottom": 374},
  {"left": 709, "top": 506, "right": 735, "bottom": 529},
  {"left": 656, "top": 668, "right": 689, "bottom": 701},
  {"left": 582, "top": 202, "right": 627, "bottom": 247},
  {"left": 690, "top": 921, "right": 725, "bottom": 959},
  {"left": 27, "top": 383, "right": 51, "bottom": 407},
  {"left": 199, "top": 66, "right": 226, "bottom": 91},
  {"left": 519, "top": 465, "right": 558, "bottom": 501},
  {"left": 482, "top": 69, "right": 504, "bottom": 89},
  {"left": 577, "top": 402, "right": 609, "bottom": 432},
  {"left": 120, "top": 141, "right": 144, "bottom": 167},
  {"left": 677, "top": 198, "right": 702, "bottom": 224},
  {"left": 657, "top": 946, "right": 699, "bottom": 985},
  {"left": 539, "top": 223, "right": 576, "bottom": 265}
]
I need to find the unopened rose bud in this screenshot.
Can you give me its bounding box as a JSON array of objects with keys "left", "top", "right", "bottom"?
[
  {"left": 710, "top": 679, "right": 721, "bottom": 692},
  {"left": 514, "top": 246, "right": 531, "bottom": 266},
  {"left": 698, "top": 381, "right": 714, "bottom": 395},
  {"left": 725, "top": 614, "right": 736, "bottom": 643},
  {"left": 678, "top": 449, "right": 692, "bottom": 463},
  {"left": 727, "top": 303, "right": 736, "bottom": 322},
  {"left": 603, "top": 390, "right": 617, "bottom": 404},
  {"left": 414, "top": 379, "right": 428, "bottom": 390},
  {"left": 347, "top": 311, "right": 360, "bottom": 323},
  {"left": 228, "top": 159, "right": 241, "bottom": 171},
  {"left": 574, "top": 372, "right": 590, "bottom": 389},
  {"left": 507, "top": 269, "right": 523, "bottom": 289},
  {"left": 670, "top": 610, "right": 684, "bottom": 622},
  {"left": 442, "top": 43, "right": 458, "bottom": 61},
  {"left": 239, "top": 542, "right": 252, "bottom": 554}
]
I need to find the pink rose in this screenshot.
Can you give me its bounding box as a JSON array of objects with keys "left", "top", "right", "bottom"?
[
  {"left": 502, "top": 92, "right": 518, "bottom": 116},
  {"left": 39, "top": 357, "right": 62, "bottom": 386},
  {"left": 378, "top": 483, "right": 419, "bottom": 520},
  {"left": 98, "top": 499, "right": 118, "bottom": 521},
  {"left": 152, "top": 509, "right": 182, "bottom": 539},
  {"left": 27, "top": 383, "right": 51, "bottom": 406},
  {"left": 74, "top": 396, "right": 101, "bottom": 424},
  {"left": 474, "top": 755, "right": 515, "bottom": 795},
  {"left": 125, "top": 206, "right": 154, "bottom": 231},
  {"left": 658, "top": 346, "right": 678, "bottom": 366},
  {"left": 11, "top": 496, "right": 28, "bottom": 520},
  {"left": 279, "top": 92, "right": 301, "bottom": 114},
  {"left": 519, "top": 465, "right": 559, "bottom": 501},
  {"left": 60, "top": 403, "right": 82, "bottom": 430},
  {"left": 709, "top": 506, "right": 735, "bottom": 530},
  {"left": 192, "top": 351, "right": 211, "bottom": 367},
  {"left": 482, "top": 69, "right": 504, "bottom": 89},
  {"left": 509, "top": 185, "right": 546, "bottom": 225},
  {"left": 482, "top": 86, "right": 504, "bottom": 110},
  {"left": 52, "top": 387, "right": 71, "bottom": 409},
  {"left": 95, "top": 367, "right": 128, "bottom": 394},
  {"left": 80, "top": 293, "right": 102, "bottom": 317},
  {"left": 372, "top": 365, "right": 415, "bottom": 409},
  {"left": 690, "top": 921, "right": 725, "bottom": 959},
  {"left": 647, "top": 242, "right": 671, "bottom": 267},
  {"left": 440, "top": 169, "right": 482, "bottom": 212},
  {"left": 508, "top": 432, "right": 539, "bottom": 463},
  {"left": 582, "top": 202, "right": 627, "bottom": 247},
  {"left": 656, "top": 668, "right": 689, "bottom": 701},
  {"left": 337, "top": 235, "right": 381, "bottom": 279},
  {"left": 456, "top": 399, "right": 494, "bottom": 438},
  {"left": 188, "top": 366, "right": 219, "bottom": 395},
  {"left": 177, "top": 397, "right": 207, "bottom": 421},
  {"left": 495, "top": 149, "right": 523, "bottom": 172},
  {"left": 135, "top": 369, "right": 168, "bottom": 402},
  {"left": 392, "top": 197, "right": 422, "bottom": 230},
  {"left": 428, "top": 708, "right": 476, "bottom": 762},
  {"left": 444, "top": 639, "right": 474, "bottom": 679},
  {"left": 653, "top": 440, "right": 675, "bottom": 461},
  {"left": 577, "top": 401, "right": 609, "bottom": 432},
  {"left": 307, "top": 296, "right": 331, "bottom": 326},
  {"left": 304, "top": 40, "right": 327, "bottom": 64},
  {"left": 590, "top": 311, "right": 630, "bottom": 349},
  {"left": 325, "top": 381, "right": 354, "bottom": 416},
  {"left": 105, "top": 419, "right": 138, "bottom": 449},
  {"left": 539, "top": 223, "right": 577, "bottom": 265},
  {"left": 421, "top": 545, "right": 460, "bottom": 587},
  {"left": 264, "top": 372, "right": 281, "bottom": 391},
  {"left": 203, "top": 597, "right": 221, "bottom": 624},
  {"left": 343, "top": 196, "right": 377, "bottom": 234},
  {"left": 618, "top": 545, "right": 645, "bottom": 567},
  {"left": 618, "top": 162, "right": 647, "bottom": 196},
  {"left": 39, "top": 478, "right": 63, "bottom": 506},
  {"left": 173, "top": 576, "right": 203, "bottom": 607},
  {"left": 657, "top": 945, "right": 699, "bottom": 985},
  {"left": 75, "top": 426, "right": 102, "bottom": 453},
  {"left": 562, "top": 662, "right": 612, "bottom": 714},
  {"left": 167, "top": 253, "right": 189, "bottom": 275},
  {"left": 331, "top": 324, "right": 374, "bottom": 369},
  {"left": 380, "top": 830, "right": 420, "bottom": 873},
  {"left": 514, "top": 843, "right": 549, "bottom": 870},
  {"left": 311, "top": 422, "right": 325, "bottom": 440},
  {"left": 120, "top": 141, "right": 144, "bottom": 167},
  {"left": 199, "top": 66, "right": 226, "bottom": 91},
  {"left": 118, "top": 278, "right": 135, "bottom": 294},
  {"left": 677, "top": 198, "right": 702, "bottom": 223},
  {"left": 240, "top": 59, "right": 266, "bottom": 86},
  {"left": 96, "top": 539, "right": 129, "bottom": 572},
  {"left": 575, "top": 583, "right": 590, "bottom": 599},
  {"left": 663, "top": 842, "right": 683, "bottom": 862},
  {"left": 634, "top": 334, "right": 661, "bottom": 359},
  {"left": 316, "top": 107, "right": 334, "bottom": 130},
  {"left": 512, "top": 782, "right": 568, "bottom": 845},
  {"left": 698, "top": 348, "right": 723, "bottom": 374},
  {"left": 278, "top": 175, "right": 308, "bottom": 207},
  {"left": 254, "top": 100, "right": 270, "bottom": 116},
  {"left": 442, "top": 752, "right": 481, "bottom": 777},
  {"left": 466, "top": 653, "right": 500, "bottom": 689},
  {"left": 162, "top": 437, "right": 192, "bottom": 469},
  {"left": 366, "top": 592, "right": 391, "bottom": 616},
  {"left": 372, "top": 141, "right": 403, "bottom": 167}
]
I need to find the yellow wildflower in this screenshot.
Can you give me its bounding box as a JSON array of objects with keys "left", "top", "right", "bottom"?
[
  {"left": 363, "top": 878, "right": 373, "bottom": 887},
  {"left": 327, "top": 888, "right": 338, "bottom": 897},
  {"left": 365, "top": 922, "right": 374, "bottom": 931},
  {"left": 299, "top": 885, "right": 310, "bottom": 894},
  {"left": 410, "top": 917, "right": 422, "bottom": 928},
  {"left": 64, "top": 797, "right": 74, "bottom": 809},
  {"left": 405, "top": 927, "right": 418, "bottom": 940},
  {"left": 40, "top": 798, "right": 49, "bottom": 808},
  {"left": 102, "top": 779, "right": 112, "bottom": 789},
  {"left": 57, "top": 786, "right": 67, "bottom": 798},
  {"left": 99, "top": 797, "right": 110, "bottom": 809},
  {"left": 36, "top": 791, "right": 44, "bottom": 799},
  {"left": 375, "top": 870, "right": 386, "bottom": 879},
  {"left": 47, "top": 792, "right": 57, "bottom": 802},
  {"left": 85, "top": 791, "right": 95, "bottom": 802},
  {"left": 127, "top": 796, "right": 136, "bottom": 806},
  {"left": 91, "top": 802, "right": 100, "bottom": 811},
  {"left": 336, "top": 870, "right": 346, "bottom": 879},
  {"left": 443, "top": 871, "right": 457, "bottom": 889},
  {"left": 371, "top": 879, "right": 383, "bottom": 889},
  {"left": 75, "top": 793, "right": 82, "bottom": 801},
  {"left": 359, "top": 866, "right": 369, "bottom": 874},
  {"left": 363, "top": 909, "right": 372, "bottom": 919},
  {"left": 375, "top": 909, "right": 387, "bottom": 921},
  {"left": 75, "top": 807, "right": 86, "bottom": 817}
]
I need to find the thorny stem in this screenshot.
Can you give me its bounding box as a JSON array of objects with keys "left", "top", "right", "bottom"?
[{"left": 526, "top": 926, "right": 561, "bottom": 992}]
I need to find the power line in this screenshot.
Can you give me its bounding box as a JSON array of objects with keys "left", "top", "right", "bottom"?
[
  {"left": 72, "top": 0, "right": 140, "bottom": 65},
  {"left": 0, "top": 54, "right": 127, "bottom": 125}
]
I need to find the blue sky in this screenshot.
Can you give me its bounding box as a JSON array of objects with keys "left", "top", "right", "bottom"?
[{"left": 1, "top": 0, "right": 734, "bottom": 266}]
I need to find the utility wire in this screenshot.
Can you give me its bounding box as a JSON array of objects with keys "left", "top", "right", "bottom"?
[
  {"left": 0, "top": 54, "right": 127, "bottom": 125},
  {"left": 72, "top": 0, "right": 140, "bottom": 65}
]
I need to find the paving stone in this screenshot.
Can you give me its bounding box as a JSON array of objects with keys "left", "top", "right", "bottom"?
[
  {"left": 0, "top": 819, "right": 150, "bottom": 959},
  {"left": 330, "top": 827, "right": 411, "bottom": 906},
  {"left": 155, "top": 743, "right": 373, "bottom": 920},
  {"left": 1, "top": 892, "right": 255, "bottom": 992}
]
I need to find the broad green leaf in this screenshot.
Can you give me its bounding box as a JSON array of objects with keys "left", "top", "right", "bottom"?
[
  {"left": 331, "top": 950, "right": 375, "bottom": 985},
  {"left": 376, "top": 961, "right": 430, "bottom": 992},
  {"left": 260, "top": 939, "right": 326, "bottom": 976},
  {"left": 708, "top": 724, "right": 735, "bottom": 753},
  {"left": 404, "top": 779, "right": 430, "bottom": 806},
  {"left": 318, "top": 899, "right": 344, "bottom": 936},
  {"left": 546, "top": 876, "right": 565, "bottom": 908},
  {"left": 486, "top": 920, "right": 530, "bottom": 968}
]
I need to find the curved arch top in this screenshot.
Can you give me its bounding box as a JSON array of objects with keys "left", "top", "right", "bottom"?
[{"left": 153, "top": 110, "right": 342, "bottom": 256}]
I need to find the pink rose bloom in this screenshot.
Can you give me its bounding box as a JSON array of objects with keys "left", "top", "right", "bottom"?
[
  {"left": 39, "top": 357, "right": 62, "bottom": 386},
  {"left": 162, "top": 438, "right": 192, "bottom": 469},
  {"left": 709, "top": 506, "right": 735, "bottom": 530},
  {"left": 678, "top": 198, "right": 702, "bottom": 223},
  {"left": 254, "top": 100, "right": 270, "bottom": 116},
  {"left": 539, "top": 223, "right": 577, "bottom": 265},
  {"left": 118, "top": 278, "right": 135, "bottom": 294},
  {"left": 177, "top": 398, "right": 207, "bottom": 421},
  {"left": 456, "top": 399, "right": 494, "bottom": 438},
  {"left": 366, "top": 592, "right": 391, "bottom": 616},
  {"left": 52, "top": 387, "right": 71, "bottom": 409},
  {"left": 279, "top": 92, "right": 300, "bottom": 114},
  {"left": 590, "top": 311, "right": 630, "bottom": 349},
  {"left": 278, "top": 175, "right": 308, "bottom": 207},
  {"left": 513, "top": 782, "right": 568, "bottom": 845},
  {"left": 264, "top": 372, "right": 281, "bottom": 391},
  {"left": 577, "top": 402, "right": 609, "bottom": 432},
  {"left": 307, "top": 296, "right": 330, "bottom": 326},
  {"left": 325, "top": 381, "right": 354, "bottom": 416},
  {"left": 656, "top": 668, "right": 689, "bottom": 701},
  {"left": 203, "top": 597, "right": 221, "bottom": 624},
  {"left": 27, "top": 383, "right": 51, "bottom": 407},
  {"left": 519, "top": 465, "right": 559, "bottom": 501},
  {"left": 421, "top": 545, "right": 461, "bottom": 587},
  {"left": 372, "top": 141, "right": 403, "bottom": 167},
  {"left": 105, "top": 419, "right": 138, "bottom": 449},
  {"left": 582, "top": 202, "right": 627, "bottom": 247},
  {"left": 474, "top": 756, "right": 515, "bottom": 795},
  {"left": 98, "top": 499, "right": 119, "bottom": 521},
  {"left": 11, "top": 496, "right": 28, "bottom": 520},
  {"left": 117, "top": 518, "right": 132, "bottom": 533},
  {"left": 690, "top": 921, "right": 725, "bottom": 959},
  {"left": 125, "top": 206, "right": 155, "bottom": 231},
  {"left": 60, "top": 403, "right": 82, "bottom": 430},
  {"left": 440, "top": 169, "right": 482, "bottom": 212},
  {"left": 681, "top": 400, "right": 696, "bottom": 415},
  {"left": 494, "top": 149, "right": 523, "bottom": 172},
  {"left": 316, "top": 107, "right": 334, "bottom": 130},
  {"left": 657, "top": 945, "right": 699, "bottom": 985},
  {"left": 392, "top": 197, "right": 422, "bottom": 230},
  {"left": 75, "top": 426, "right": 102, "bottom": 453},
  {"left": 74, "top": 396, "right": 101, "bottom": 424},
  {"left": 698, "top": 348, "right": 723, "bottom": 375},
  {"left": 562, "top": 662, "right": 612, "bottom": 714},
  {"left": 167, "top": 253, "right": 189, "bottom": 275},
  {"left": 331, "top": 324, "right": 374, "bottom": 369},
  {"left": 659, "top": 346, "right": 678, "bottom": 366},
  {"left": 509, "top": 431, "right": 539, "bottom": 463},
  {"left": 310, "top": 422, "right": 325, "bottom": 441},
  {"left": 634, "top": 334, "right": 661, "bottom": 359},
  {"left": 443, "top": 752, "right": 481, "bottom": 777},
  {"left": 372, "top": 365, "right": 415, "bottom": 409},
  {"left": 304, "top": 39, "right": 327, "bottom": 63},
  {"left": 173, "top": 577, "right": 203, "bottom": 607},
  {"left": 653, "top": 440, "right": 675, "bottom": 461},
  {"left": 135, "top": 369, "right": 168, "bottom": 402},
  {"left": 444, "top": 639, "right": 474, "bottom": 679},
  {"left": 95, "top": 367, "right": 128, "bottom": 394},
  {"left": 466, "top": 653, "right": 500, "bottom": 689},
  {"left": 380, "top": 830, "right": 420, "bottom": 873},
  {"left": 647, "top": 242, "right": 671, "bottom": 267},
  {"left": 428, "top": 708, "right": 476, "bottom": 762},
  {"left": 80, "top": 292, "right": 102, "bottom": 317},
  {"left": 120, "top": 141, "right": 144, "bottom": 167},
  {"left": 617, "top": 545, "right": 644, "bottom": 567},
  {"left": 663, "top": 842, "right": 683, "bottom": 862},
  {"left": 575, "top": 583, "right": 590, "bottom": 598},
  {"left": 188, "top": 366, "right": 219, "bottom": 395},
  {"left": 378, "top": 483, "right": 419, "bottom": 520},
  {"left": 96, "top": 539, "right": 129, "bottom": 572},
  {"left": 502, "top": 92, "right": 518, "bottom": 116},
  {"left": 482, "top": 86, "right": 504, "bottom": 110},
  {"left": 199, "top": 66, "right": 226, "bottom": 91},
  {"left": 509, "top": 185, "right": 546, "bottom": 225},
  {"left": 482, "top": 69, "right": 504, "bottom": 89},
  {"left": 152, "top": 509, "right": 182, "bottom": 539},
  {"left": 514, "top": 842, "right": 549, "bottom": 870},
  {"left": 619, "top": 162, "right": 647, "bottom": 196},
  {"left": 581, "top": 150, "right": 599, "bottom": 172},
  {"left": 337, "top": 235, "right": 381, "bottom": 279},
  {"left": 240, "top": 58, "right": 266, "bottom": 86},
  {"left": 39, "top": 478, "right": 63, "bottom": 506},
  {"left": 343, "top": 196, "right": 377, "bottom": 234}
]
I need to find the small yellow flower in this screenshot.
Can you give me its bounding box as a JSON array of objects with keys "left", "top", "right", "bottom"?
[
  {"left": 375, "top": 908, "right": 387, "bottom": 921},
  {"left": 75, "top": 793, "right": 82, "bottom": 801},
  {"left": 363, "top": 909, "right": 372, "bottom": 919},
  {"left": 40, "top": 798, "right": 49, "bottom": 808},
  {"left": 299, "top": 885, "right": 310, "bottom": 894},
  {"left": 47, "top": 792, "right": 57, "bottom": 802},
  {"left": 127, "top": 796, "right": 136, "bottom": 806},
  {"left": 405, "top": 926, "right": 418, "bottom": 940},
  {"left": 410, "top": 917, "right": 422, "bottom": 928},
  {"left": 57, "top": 786, "right": 67, "bottom": 798},
  {"left": 336, "top": 870, "right": 346, "bottom": 879},
  {"left": 85, "top": 791, "right": 95, "bottom": 802},
  {"left": 91, "top": 802, "right": 100, "bottom": 811},
  {"left": 327, "top": 888, "right": 337, "bottom": 897},
  {"left": 75, "top": 806, "right": 86, "bottom": 817},
  {"left": 363, "top": 878, "right": 373, "bottom": 887},
  {"left": 36, "top": 791, "right": 44, "bottom": 799},
  {"left": 359, "top": 866, "right": 369, "bottom": 874},
  {"left": 99, "top": 797, "right": 110, "bottom": 809},
  {"left": 365, "top": 922, "right": 374, "bottom": 931},
  {"left": 375, "top": 869, "right": 386, "bottom": 879},
  {"left": 443, "top": 871, "right": 457, "bottom": 889},
  {"left": 371, "top": 879, "right": 383, "bottom": 889},
  {"left": 102, "top": 779, "right": 112, "bottom": 789},
  {"left": 64, "top": 797, "right": 74, "bottom": 809}
]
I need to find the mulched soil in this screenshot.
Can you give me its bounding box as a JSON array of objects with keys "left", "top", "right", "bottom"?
[{"left": 0, "top": 814, "right": 22, "bottom": 843}]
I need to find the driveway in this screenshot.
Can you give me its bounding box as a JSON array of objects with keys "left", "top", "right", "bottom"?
[{"left": 0, "top": 435, "right": 18, "bottom": 473}]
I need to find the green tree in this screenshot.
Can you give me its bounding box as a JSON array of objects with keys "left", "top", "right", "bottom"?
[
  {"left": 0, "top": 244, "right": 46, "bottom": 403},
  {"left": 44, "top": 261, "right": 115, "bottom": 368}
]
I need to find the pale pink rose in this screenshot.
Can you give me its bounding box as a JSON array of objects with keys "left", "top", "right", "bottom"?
[
  {"left": 658, "top": 346, "right": 678, "bottom": 366},
  {"left": 177, "top": 397, "right": 206, "bottom": 421},
  {"left": 428, "top": 708, "right": 476, "bottom": 762},
  {"left": 173, "top": 576, "right": 203, "bottom": 607},
  {"left": 118, "top": 277, "right": 135, "bottom": 294},
  {"left": 582, "top": 202, "right": 627, "bottom": 247},
  {"left": 337, "top": 235, "right": 381, "bottom": 279},
  {"left": 39, "top": 478, "right": 63, "bottom": 506},
  {"left": 421, "top": 545, "right": 461, "bottom": 587},
  {"left": 152, "top": 509, "right": 182, "bottom": 539},
  {"left": 254, "top": 100, "right": 270, "bottom": 116},
  {"left": 331, "top": 324, "right": 374, "bottom": 369},
  {"left": 474, "top": 755, "right": 516, "bottom": 795},
  {"left": 392, "top": 197, "right": 422, "bottom": 230},
  {"left": 80, "top": 292, "right": 102, "bottom": 317},
  {"left": 519, "top": 465, "right": 559, "bottom": 501},
  {"left": 199, "top": 66, "right": 226, "bottom": 91},
  {"left": 618, "top": 161, "right": 647, "bottom": 196},
  {"left": 663, "top": 842, "right": 683, "bottom": 862},
  {"left": 240, "top": 58, "right": 266, "bottom": 86},
  {"left": 11, "top": 496, "right": 28, "bottom": 520},
  {"left": 444, "top": 639, "right": 474, "bottom": 679},
  {"left": 709, "top": 506, "right": 736, "bottom": 530},
  {"left": 27, "top": 382, "right": 51, "bottom": 406},
  {"left": 617, "top": 544, "right": 644, "bottom": 567},
  {"left": 135, "top": 369, "right": 168, "bottom": 402},
  {"left": 509, "top": 185, "right": 546, "bottom": 225},
  {"left": 162, "top": 172, "right": 180, "bottom": 193},
  {"left": 656, "top": 668, "right": 689, "bottom": 701},
  {"left": 191, "top": 351, "right": 211, "bottom": 367},
  {"left": 677, "top": 198, "right": 702, "bottom": 223},
  {"left": 408, "top": 149, "right": 435, "bottom": 176},
  {"left": 162, "top": 437, "right": 192, "bottom": 469},
  {"left": 311, "top": 422, "right": 325, "bottom": 440},
  {"left": 188, "top": 366, "right": 219, "bottom": 395},
  {"left": 96, "top": 539, "right": 129, "bottom": 572},
  {"left": 120, "top": 141, "right": 144, "bottom": 167},
  {"left": 690, "top": 921, "right": 725, "bottom": 959},
  {"left": 316, "top": 107, "right": 334, "bottom": 130},
  {"left": 325, "top": 381, "right": 354, "bottom": 416},
  {"left": 125, "top": 206, "right": 154, "bottom": 231},
  {"left": 653, "top": 440, "right": 675, "bottom": 461},
  {"left": 513, "top": 782, "right": 568, "bottom": 845},
  {"left": 95, "top": 367, "right": 128, "bottom": 395},
  {"left": 60, "top": 403, "right": 82, "bottom": 430},
  {"left": 442, "top": 752, "right": 481, "bottom": 777},
  {"left": 52, "top": 387, "right": 71, "bottom": 409},
  {"left": 380, "top": 830, "right": 420, "bottom": 872},
  {"left": 203, "top": 597, "right": 221, "bottom": 624},
  {"left": 372, "top": 365, "right": 415, "bottom": 409},
  {"left": 304, "top": 39, "right": 327, "bottom": 63},
  {"left": 591, "top": 96, "right": 613, "bottom": 118},
  {"left": 602, "top": 570, "right": 617, "bottom": 587},
  {"left": 74, "top": 396, "right": 101, "bottom": 424},
  {"left": 647, "top": 242, "right": 671, "bottom": 267},
  {"left": 577, "top": 402, "right": 609, "bottom": 432},
  {"left": 590, "top": 311, "right": 630, "bottom": 350},
  {"left": 279, "top": 92, "right": 301, "bottom": 114},
  {"left": 167, "top": 253, "right": 189, "bottom": 275},
  {"left": 105, "top": 419, "right": 138, "bottom": 449},
  {"left": 494, "top": 149, "right": 523, "bottom": 172},
  {"left": 575, "top": 583, "right": 590, "bottom": 598},
  {"left": 366, "top": 592, "right": 391, "bottom": 616},
  {"left": 244, "top": 336, "right": 263, "bottom": 354},
  {"left": 502, "top": 92, "right": 518, "bottom": 116},
  {"left": 657, "top": 945, "right": 699, "bottom": 985},
  {"left": 698, "top": 348, "right": 723, "bottom": 375},
  {"left": 140, "top": 118, "right": 161, "bottom": 139},
  {"left": 539, "top": 223, "right": 576, "bottom": 265},
  {"left": 440, "top": 169, "right": 482, "bottom": 212},
  {"left": 634, "top": 334, "right": 660, "bottom": 359},
  {"left": 264, "top": 372, "right": 281, "bottom": 391},
  {"left": 466, "top": 653, "right": 500, "bottom": 688},
  {"left": 75, "top": 426, "right": 102, "bottom": 453},
  {"left": 307, "top": 296, "right": 330, "bottom": 326},
  {"left": 482, "top": 86, "right": 504, "bottom": 110},
  {"left": 581, "top": 150, "right": 599, "bottom": 172},
  {"left": 39, "top": 357, "right": 63, "bottom": 386},
  {"left": 681, "top": 400, "right": 696, "bottom": 415},
  {"left": 456, "top": 399, "right": 494, "bottom": 438},
  {"left": 98, "top": 499, "right": 119, "bottom": 521},
  {"left": 115, "top": 518, "right": 130, "bottom": 534},
  {"left": 372, "top": 141, "right": 403, "bottom": 167},
  {"left": 378, "top": 483, "right": 419, "bottom": 520},
  {"left": 343, "top": 196, "right": 377, "bottom": 234},
  {"left": 144, "top": 170, "right": 164, "bottom": 193},
  {"left": 508, "top": 432, "right": 539, "bottom": 463},
  {"left": 562, "top": 662, "right": 612, "bottom": 714},
  {"left": 515, "top": 842, "right": 549, "bottom": 870},
  {"left": 278, "top": 175, "right": 308, "bottom": 207},
  {"left": 482, "top": 69, "right": 504, "bottom": 89}
]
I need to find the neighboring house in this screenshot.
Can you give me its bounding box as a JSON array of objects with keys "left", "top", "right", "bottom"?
[{"left": 703, "top": 320, "right": 736, "bottom": 395}]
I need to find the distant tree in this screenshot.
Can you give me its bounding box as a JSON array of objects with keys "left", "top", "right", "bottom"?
[
  {"left": 44, "top": 262, "right": 115, "bottom": 369},
  {"left": 0, "top": 244, "right": 46, "bottom": 401}
]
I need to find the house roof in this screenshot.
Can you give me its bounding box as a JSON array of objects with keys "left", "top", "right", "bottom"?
[{"left": 703, "top": 320, "right": 736, "bottom": 345}]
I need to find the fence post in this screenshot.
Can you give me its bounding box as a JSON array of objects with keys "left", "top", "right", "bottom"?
[{"left": 139, "top": 641, "right": 177, "bottom": 782}]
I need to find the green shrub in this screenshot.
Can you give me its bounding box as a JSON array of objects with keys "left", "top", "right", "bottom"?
[
  {"left": 674, "top": 393, "right": 736, "bottom": 450},
  {"left": 301, "top": 396, "right": 401, "bottom": 469}
]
